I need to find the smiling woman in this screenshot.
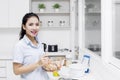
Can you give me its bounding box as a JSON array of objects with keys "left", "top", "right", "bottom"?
[
  {"left": 13, "top": 13, "right": 61, "bottom": 80},
  {"left": 19, "top": 13, "right": 40, "bottom": 40}
]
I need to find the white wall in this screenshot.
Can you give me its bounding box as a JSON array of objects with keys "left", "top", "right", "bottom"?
[
  {"left": 0, "top": 28, "right": 19, "bottom": 58},
  {"left": 39, "top": 30, "right": 71, "bottom": 49},
  {"left": 0, "top": 28, "right": 71, "bottom": 58}
]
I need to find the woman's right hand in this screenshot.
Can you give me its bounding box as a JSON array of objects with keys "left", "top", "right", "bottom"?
[{"left": 37, "top": 56, "right": 50, "bottom": 67}]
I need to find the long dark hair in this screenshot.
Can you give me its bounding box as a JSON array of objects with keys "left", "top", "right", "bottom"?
[{"left": 19, "top": 12, "right": 40, "bottom": 40}]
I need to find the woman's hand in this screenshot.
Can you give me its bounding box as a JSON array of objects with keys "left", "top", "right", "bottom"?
[
  {"left": 42, "top": 60, "right": 62, "bottom": 72},
  {"left": 37, "top": 56, "right": 50, "bottom": 67},
  {"left": 54, "top": 61, "right": 62, "bottom": 70},
  {"left": 42, "top": 63, "right": 58, "bottom": 72}
]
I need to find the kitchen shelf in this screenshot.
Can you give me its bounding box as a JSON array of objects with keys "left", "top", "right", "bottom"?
[
  {"left": 86, "top": 12, "right": 101, "bottom": 14},
  {"left": 31, "top": 0, "right": 71, "bottom": 30},
  {"left": 40, "top": 27, "right": 71, "bottom": 30},
  {"left": 32, "top": 0, "right": 70, "bottom": 1},
  {"left": 35, "top": 12, "right": 70, "bottom": 15},
  {"left": 85, "top": 5, "right": 101, "bottom": 30}
]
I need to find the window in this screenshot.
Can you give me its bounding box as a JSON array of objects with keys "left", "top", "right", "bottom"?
[
  {"left": 101, "top": 0, "right": 120, "bottom": 68},
  {"left": 84, "top": 0, "right": 101, "bottom": 56},
  {"left": 110, "top": 0, "right": 120, "bottom": 68}
]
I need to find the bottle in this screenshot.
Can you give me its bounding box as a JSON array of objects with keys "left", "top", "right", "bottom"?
[
  {"left": 81, "top": 54, "right": 90, "bottom": 74},
  {"left": 66, "top": 52, "right": 72, "bottom": 66},
  {"left": 51, "top": 21, "right": 53, "bottom": 26},
  {"left": 59, "top": 21, "right": 62, "bottom": 26},
  {"left": 62, "top": 21, "right": 65, "bottom": 26},
  {"left": 48, "top": 21, "right": 50, "bottom": 26}
]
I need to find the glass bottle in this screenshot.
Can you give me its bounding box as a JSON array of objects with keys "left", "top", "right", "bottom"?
[{"left": 66, "top": 53, "right": 72, "bottom": 67}]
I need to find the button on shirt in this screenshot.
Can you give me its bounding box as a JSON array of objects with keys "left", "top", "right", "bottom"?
[{"left": 13, "top": 35, "right": 49, "bottom": 80}]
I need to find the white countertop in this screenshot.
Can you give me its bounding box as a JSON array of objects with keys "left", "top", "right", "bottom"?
[
  {"left": 1, "top": 50, "right": 120, "bottom": 80},
  {"left": 0, "top": 52, "right": 67, "bottom": 60},
  {"left": 47, "top": 64, "right": 95, "bottom": 80},
  {"left": 47, "top": 51, "right": 120, "bottom": 80}
]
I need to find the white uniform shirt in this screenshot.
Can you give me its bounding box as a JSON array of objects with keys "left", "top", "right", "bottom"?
[{"left": 13, "top": 35, "right": 49, "bottom": 80}]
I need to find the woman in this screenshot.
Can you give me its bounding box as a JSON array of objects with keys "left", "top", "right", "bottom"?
[{"left": 13, "top": 12, "right": 60, "bottom": 80}]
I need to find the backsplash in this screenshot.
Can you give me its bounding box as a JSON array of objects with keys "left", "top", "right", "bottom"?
[{"left": 0, "top": 28, "right": 71, "bottom": 58}]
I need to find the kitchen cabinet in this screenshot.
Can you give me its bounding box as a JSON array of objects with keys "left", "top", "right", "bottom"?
[
  {"left": 0, "top": 60, "right": 21, "bottom": 80},
  {"left": 0, "top": 60, "right": 6, "bottom": 79},
  {"left": 81, "top": 0, "right": 101, "bottom": 56},
  {"left": 0, "top": 60, "right": 6, "bottom": 67},
  {"left": 0, "top": 0, "right": 29, "bottom": 28},
  {"left": 9, "top": 0, "right": 29, "bottom": 28},
  {"left": 6, "top": 60, "right": 21, "bottom": 80},
  {"left": 85, "top": 0, "right": 101, "bottom": 30},
  {"left": 0, "top": 68, "right": 6, "bottom": 78},
  {"left": 0, "top": 0, "right": 9, "bottom": 28}
]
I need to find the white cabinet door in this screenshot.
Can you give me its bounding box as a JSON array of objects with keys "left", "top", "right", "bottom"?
[
  {"left": 6, "top": 60, "right": 21, "bottom": 80},
  {"left": 0, "top": 0, "right": 9, "bottom": 27},
  {"left": 0, "top": 68, "right": 6, "bottom": 78},
  {"left": 9, "top": 0, "right": 29, "bottom": 28},
  {"left": 0, "top": 60, "right": 6, "bottom": 67},
  {"left": 0, "top": 78, "right": 6, "bottom": 80}
]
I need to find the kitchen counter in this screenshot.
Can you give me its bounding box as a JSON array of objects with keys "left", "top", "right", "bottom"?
[
  {"left": 1, "top": 50, "right": 120, "bottom": 80},
  {"left": 47, "top": 51, "right": 120, "bottom": 80},
  {"left": 0, "top": 52, "right": 66, "bottom": 60},
  {"left": 47, "top": 64, "right": 94, "bottom": 80},
  {"left": 47, "top": 55, "right": 100, "bottom": 80}
]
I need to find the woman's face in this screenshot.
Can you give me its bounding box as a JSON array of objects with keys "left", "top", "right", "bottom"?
[{"left": 23, "top": 16, "right": 40, "bottom": 38}]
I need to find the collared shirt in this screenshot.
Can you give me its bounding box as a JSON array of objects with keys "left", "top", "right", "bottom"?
[{"left": 13, "top": 35, "right": 49, "bottom": 80}]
